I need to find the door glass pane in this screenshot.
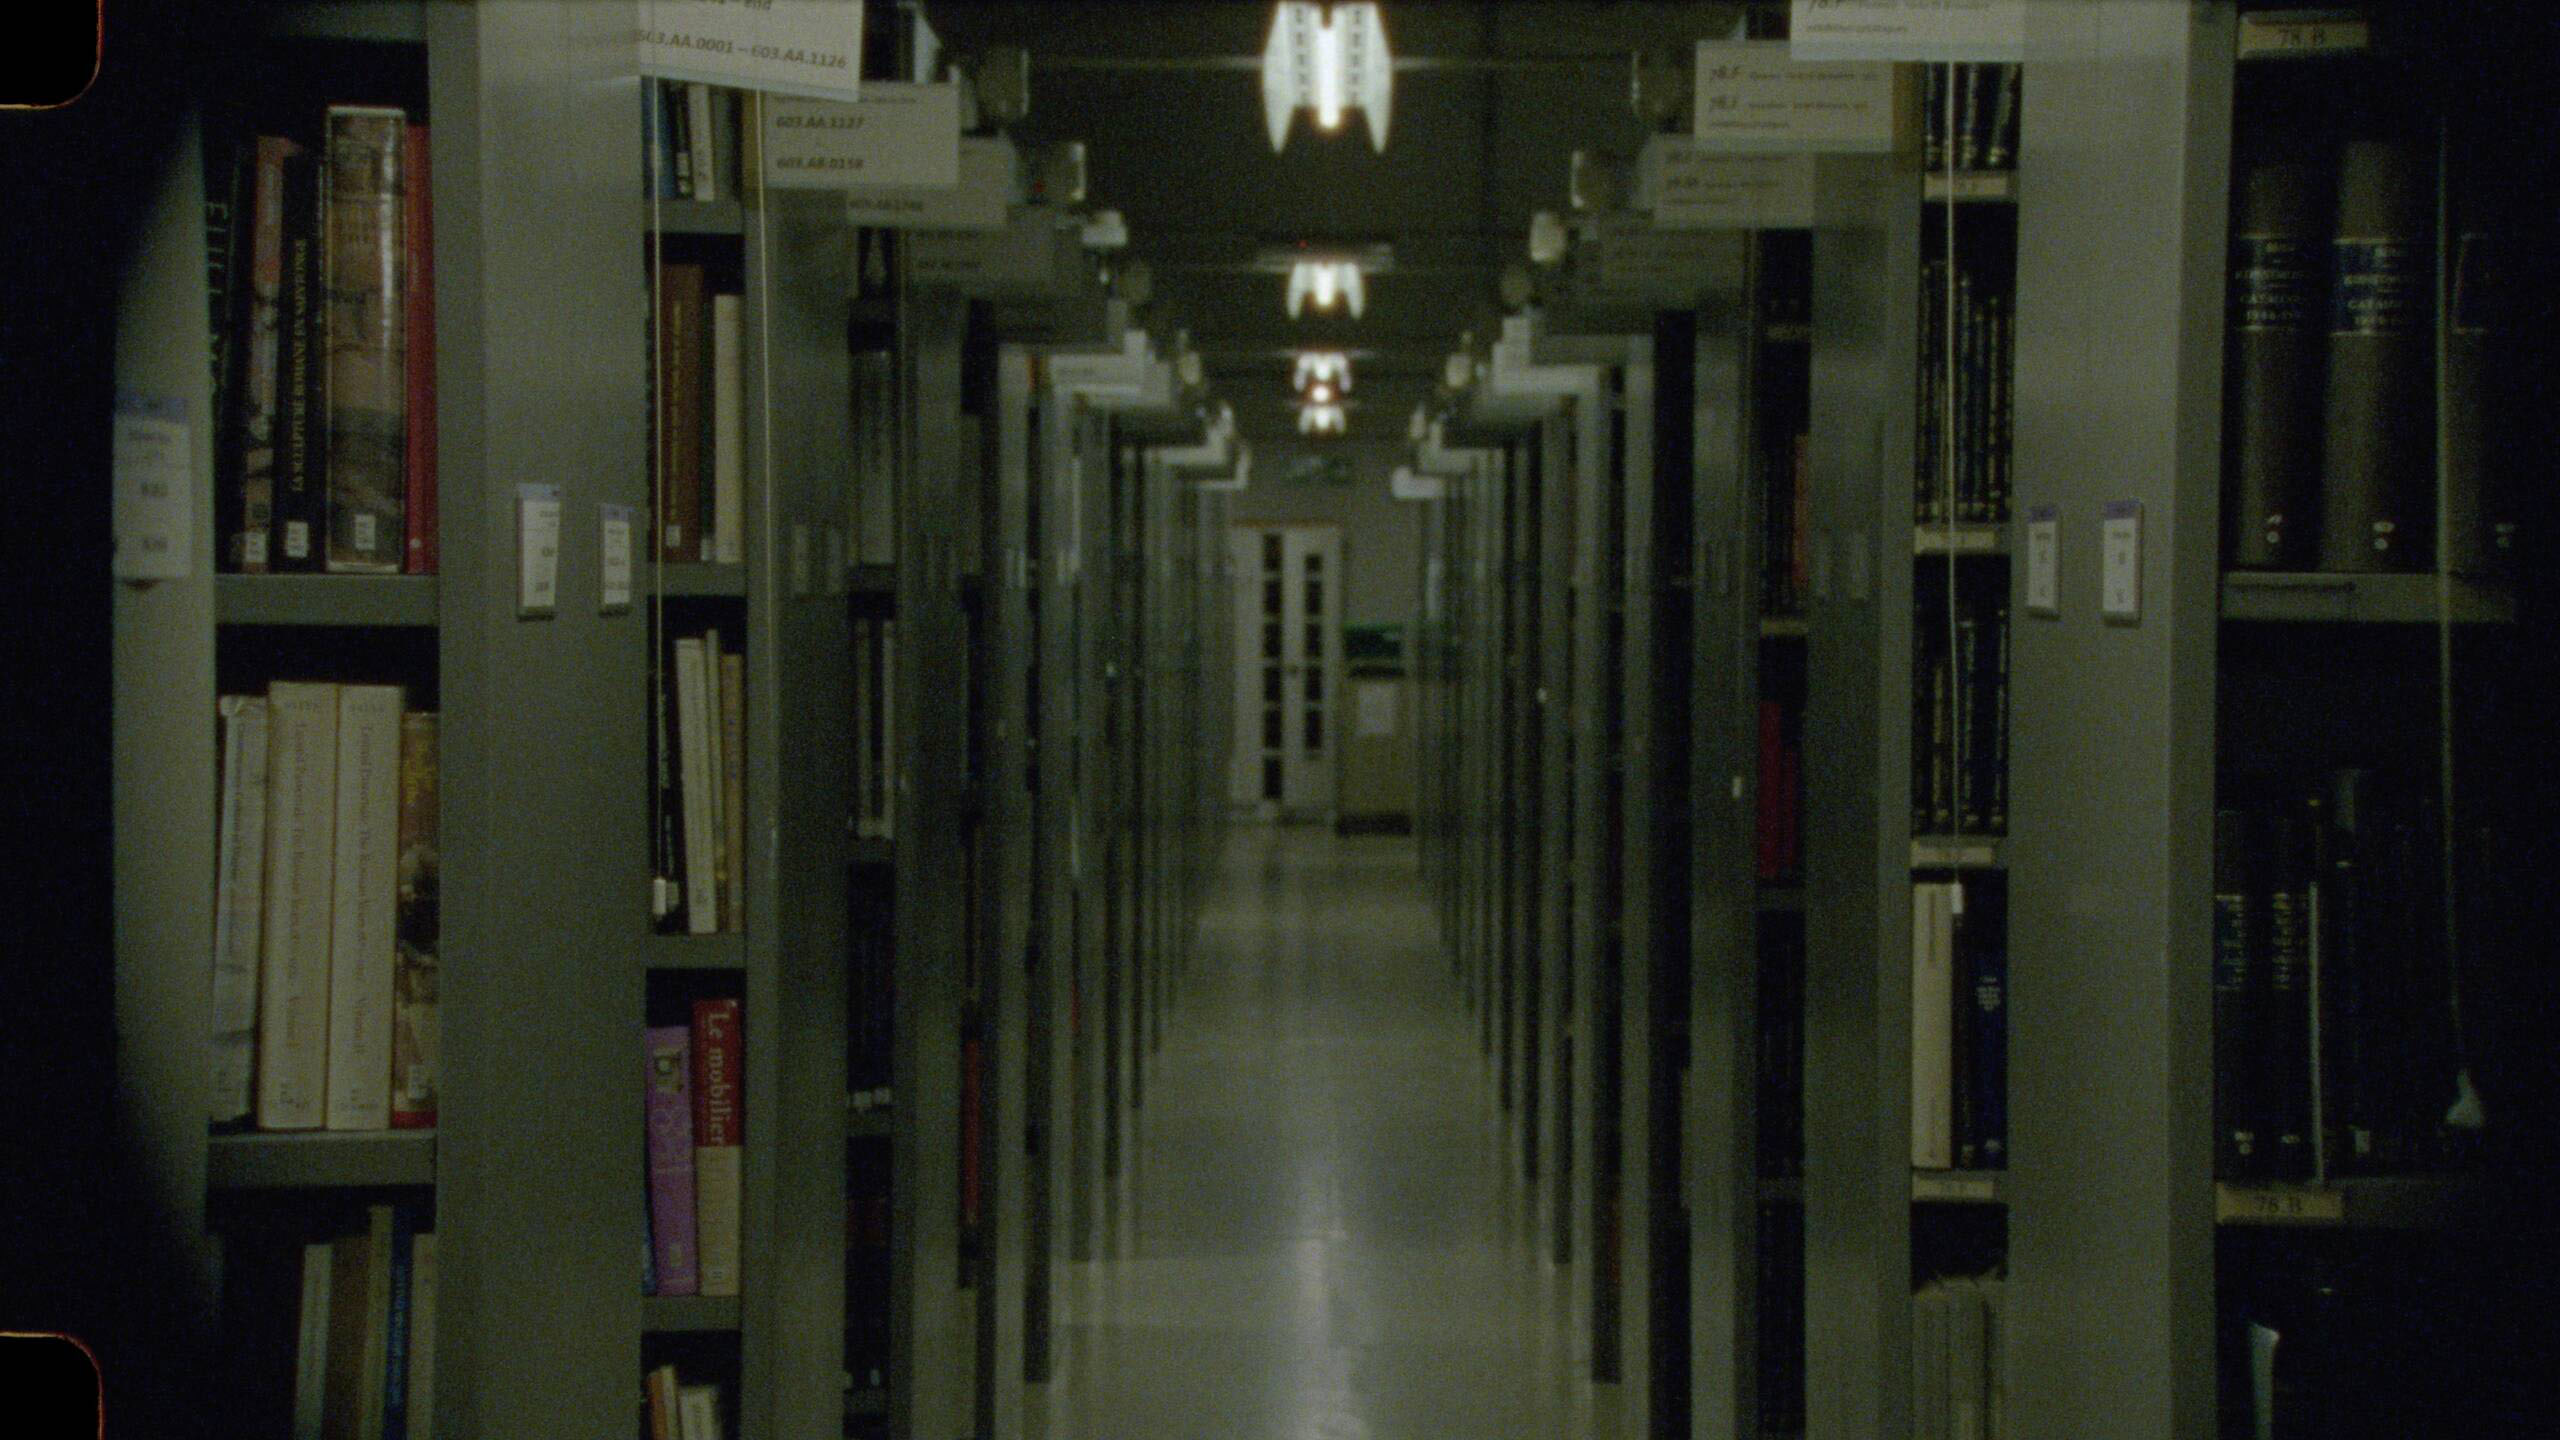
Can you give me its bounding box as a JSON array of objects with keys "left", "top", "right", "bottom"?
[
  {"left": 1305, "top": 668, "right": 1322, "bottom": 702},
  {"left": 1263, "top": 667, "right": 1282, "bottom": 703},
  {"left": 1305, "top": 579, "right": 1323, "bottom": 616},
  {"left": 1263, "top": 757, "right": 1283, "bottom": 799},
  {"left": 1263, "top": 533, "right": 1282, "bottom": 571},
  {"left": 1304, "top": 707, "right": 1323, "bottom": 752}
]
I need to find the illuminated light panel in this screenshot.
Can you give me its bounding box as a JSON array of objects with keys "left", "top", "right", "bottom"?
[
  {"left": 1293, "top": 351, "right": 1352, "bottom": 393},
  {"left": 1262, "top": 2, "right": 1393, "bottom": 151},
  {"left": 1286, "top": 261, "right": 1366, "bottom": 318},
  {"left": 1297, "top": 402, "right": 1348, "bottom": 436}
]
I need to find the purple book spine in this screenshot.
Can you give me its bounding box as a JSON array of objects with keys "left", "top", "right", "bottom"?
[{"left": 644, "top": 1025, "right": 700, "bottom": 1296}]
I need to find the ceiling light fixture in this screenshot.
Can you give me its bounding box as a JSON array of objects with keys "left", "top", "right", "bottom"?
[
  {"left": 1293, "top": 351, "right": 1352, "bottom": 393},
  {"left": 1297, "top": 402, "right": 1349, "bottom": 436},
  {"left": 1286, "top": 260, "right": 1366, "bottom": 318},
  {"left": 1262, "top": 2, "right": 1393, "bottom": 151}
]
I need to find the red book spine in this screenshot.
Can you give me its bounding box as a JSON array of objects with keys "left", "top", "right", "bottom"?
[
  {"left": 691, "top": 998, "right": 742, "bottom": 1147},
  {"left": 402, "top": 126, "right": 437, "bottom": 575}
]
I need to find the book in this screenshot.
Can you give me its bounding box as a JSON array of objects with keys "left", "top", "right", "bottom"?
[
  {"left": 692, "top": 997, "right": 744, "bottom": 1298},
  {"left": 2319, "top": 139, "right": 2432, "bottom": 572},
  {"left": 322, "top": 105, "right": 410, "bottom": 574},
  {"left": 1913, "top": 1280, "right": 1950, "bottom": 1440},
  {"left": 2213, "top": 807, "right": 2263, "bottom": 1175},
  {"left": 379, "top": 1208, "right": 418, "bottom": 1440},
  {"left": 228, "top": 135, "right": 301, "bottom": 572},
  {"left": 273, "top": 149, "right": 327, "bottom": 572},
  {"left": 258, "top": 681, "right": 341, "bottom": 1129},
  {"left": 677, "top": 1383, "right": 722, "bottom": 1440},
  {"left": 1983, "top": 65, "right": 2021, "bottom": 171},
  {"left": 653, "top": 633, "right": 685, "bottom": 928},
  {"left": 685, "top": 83, "right": 717, "bottom": 202},
  {"left": 391, "top": 711, "right": 439, "bottom": 1129},
  {"left": 700, "top": 630, "right": 729, "bottom": 929},
  {"left": 2261, "top": 805, "right": 2314, "bottom": 1178},
  {"left": 1964, "top": 895, "right": 2007, "bottom": 1170},
  {"left": 710, "top": 292, "right": 744, "bottom": 565},
  {"left": 212, "top": 695, "right": 272, "bottom": 1123},
  {"left": 644, "top": 1363, "right": 682, "bottom": 1440},
  {"left": 2440, "top": 224, "right": 2515, "bottom": 575},
  {"left": 719, "top": 650, "right": 747, "bottom": 931},
  {"left": 674, "top": 636, "right": 719, "bottom": 935},
  {"left": 322, "top": 1204, "right": 395, "bottom": 1440},
  {"left": 2224, "top": 152, "right": 2329, "bottom": 569},
  {"left": 401, "top": 124, "right": 437, "bottom": 576},
  {"left": 654, "top": 262, "right": 706, "bottom": 561},
  {"left": 326, "top": 684, "right": 405, "bottom": 1131},
  {"left": 404, "top": 1231, "right": 436, "bottom": 1440},
  {"left": 645, "top": 1024, "right": 700, "bottom": 1295},
  {"left": 1912, "top": 883, "right": 1956, "bottom": 1169},
  {"left": 293, "top": 1241, "right": 334, "bottom": 1440}
]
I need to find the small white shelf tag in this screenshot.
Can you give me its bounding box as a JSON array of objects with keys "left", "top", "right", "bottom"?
[
  {"left": 599, "top": 504, "right": 635, "bottom": 613},
  {"left": 2024, "top": 504, "right": 2059, "bottom": 617},
  {"left": 516, "top": 483, "right": 562, "bottom": 618},
  {"left": 2100, "top": 500, "right": 2142, "bottom": 623}
]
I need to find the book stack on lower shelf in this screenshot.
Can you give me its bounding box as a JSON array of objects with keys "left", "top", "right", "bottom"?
[
  {"left": 216, "top": 1201, "right": 436, "bottom": 1440},
  {"left": 1911, "top": 568, "right": 2010, "bottom": 841},
  {"left": 645, "top": 1361, "right": 730, "bottom": 1440},
  {"left": 214, "top": 687, "right": 439, "bottom": 1142},
  {"left": 643, "top": 78, "right": 745, "bottom": 206},
  {"left": 1910, "top": 878, "right": 2007, "bottom": 1177},
  {"left": 1910, "top": 1272, "right": 2008, "bottom": 1440},
  {"left": 652, "top": 628, "right": 747, "bottom": 937},
  {"left": 1921, "top": 64, "right": 2021, "bottom": 175},
  {"left": 646, "top": 257, "right": 746, "bottom": 567},
  {"left": 643, "top": 996, "right": 746, "bottom": 1305}
]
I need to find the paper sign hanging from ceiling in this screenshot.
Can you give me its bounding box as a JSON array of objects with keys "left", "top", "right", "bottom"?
[
  {"left": 1693, "top": 42, "right": 1904, "bottom": 151},
  {"left": 842, "top": 137, "right": 1014, "bottom": 231},
  {"left": 640, "top": 0, "right": 864, "bottom": 103},
  {"left": 1642, "top": 137, "right": 1821, "bottom": 228},
  {"left": 1788, "top": 0, "right": 2023, "bottom": 63},
  {"left": 764, "top": 83, "right": 960, "bottom": 189}
]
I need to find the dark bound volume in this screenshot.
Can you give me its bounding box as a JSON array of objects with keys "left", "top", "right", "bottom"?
[
  {"left": 2213, "top": 807, "right": 2262, "bottom": 1176},
  {"left": 2225, "top": 154, "right": 2329, "bottom": 569},
  {"left": 322, "top": 106, "right": 409, "bottom": 574},
  {"left": 2261, "top": 807, "right": 2314, "bottom": 1178},
  {"left": 2441, "top": 228, "right": 2515, "bottom": 576},
  {"left": 2319, "top": 140, "right": 2433, "bottom": 572},
  {"left": 271, "top": 150, "right": 327, "bottom": 573}
]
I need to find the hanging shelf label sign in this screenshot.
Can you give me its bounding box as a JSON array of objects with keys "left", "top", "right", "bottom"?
[
  {"left": 112, "top": 392, "right": 192, "bottom": 581},
  {"left": 1642, "top": 138, "right": 1821, "bottom": 228},
  {"left": 1692, "top": 42, "right": 1905, "bottom": 152},
  {"left": 639, "top": 0, "right": 864, "bottom": 103},
  {"left": 764, "top": 83, "right": 960, "bottom": 190},
  {"left": 841, "top": 136, "right": 1013, "bottom": 230},
  {"left": 1788, "top": 0, "right": 2024, "bottom": 63},
  {"left": 1585, "top": 223, "right": 1750, "bottom": 305}
]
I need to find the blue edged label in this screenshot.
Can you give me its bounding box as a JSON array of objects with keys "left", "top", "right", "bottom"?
[
  {"left": 2331, "top": 239, "right": 2426, "bottom": 335},
  {"left": 2230, "top": 236, "right": 2319, "bottom": 330}
]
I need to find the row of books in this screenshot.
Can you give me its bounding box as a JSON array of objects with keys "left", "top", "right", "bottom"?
[
  {"left": 1915, "top": 255, "right": 2014, "bottom": 526},
  {"left": 1912, "top": 586, "right": 2011, "bottom": 838},
  {"left": 214, "top": 686, "right": 437, "bottom": 1132},
  {"left": 1911, "top": 879, "right": 2008, "bottom": 1172},
  {"left": 1755, "top": 1201, "right": 1806, "bottom": 1435},
  {"left": 1756, "top": 699, "right": 1804, "bottom": 885},
  {"left": 643, "top": 78, "right": 746, "bottom": 206},
  {"left": 2210, "top": 770, "right": 2474, "bottom": 1180},
  {"left": 852, "top": 616, "right": 899, "bottom": 841},
  {"left": 219, "top": 1205, "right": 434, "bottom": 1440},
  {"left": 648, "top": 263, "right": 747, "bottom": 565},
  {"left": 206, "top": 105, "right": 436, "bottom": 575},
  {"left": 643, "top": 1362, "right": 729, "bottom": 1440},
  {"left": 1757, "top": 924, "right": 1806, "bottom": 1180},
  {"left": 642, "top": 999, "right": 745, "bottom": 1299},
  {"left": 1921, "top": 64, "right": 2022, "bottom": 174},
  {"left": 2224, "top": 140, "right": 2516, "bottom": 574},
  {"left": 844, "top": 1168, "right": 892, "bottom": 1400},
  {"left": 1912, "top": 1272, "right": 2010, "bottom": 1440},
  {"left": 652, "top": 629, "right": 747, "bottom": 935}
]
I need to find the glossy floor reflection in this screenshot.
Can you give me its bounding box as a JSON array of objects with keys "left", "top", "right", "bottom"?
[{"left": 1030, "top": 825, "right": 1611, "bottom": 1440}]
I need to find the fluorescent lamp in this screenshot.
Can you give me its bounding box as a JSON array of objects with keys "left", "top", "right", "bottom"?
[
  {"left": 1286, "top": 260, "right": 1366, "bottom": 318},
  {"left": 1293, "top": 351, "right": 1351, "bottom": 393},
  {"left": 1262, "top": 3, "right": 1393, "bottom": 152},
  {"left": 1297, "top": 402, "right": 1347, "bottom": 436}
]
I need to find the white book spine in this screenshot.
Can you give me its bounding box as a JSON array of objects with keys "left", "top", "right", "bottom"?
[
  {"left": 700, "top": 629, "right": 728, "bottom": 930},
  {"left": 694, "top": 1143, "right": 742, "bottom": 1297},
  {"left": 677, "top": 1383, "right": 721, "bottom": 1440},
  {"left": 1948, "top": 1276, "right": 1989, "bottom": 1440},
  {"left": 686, "top": 83, "right": 719, "bottom": 203},
  {"left": 675, "top": 638, "right": 718, "bottom": 935},
  {"left": 293, "top": 1241, "right": 334, "bottom": 1440},
  {"left": 326, "top": 684, "right": 406, "bottom": 1130},
  {"left": 1911, "top": 883, "right": 1955, "bottom": 1168},
  {"left": 711, "top": 293, "right": 744, "bottom": 564},
  {"left": 257, "top": 682, "right": 340, "bottom": 1130},
  {"left": 212, "top": 695, "right": 271, "bottom": 1123},
  {"left": 719, "top": 651, "right": 747, "bottom": 932}
]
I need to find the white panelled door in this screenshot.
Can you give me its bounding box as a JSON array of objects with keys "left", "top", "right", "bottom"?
[{"left": 1228, "top": 524, "right": 1342, "bottom": 819}]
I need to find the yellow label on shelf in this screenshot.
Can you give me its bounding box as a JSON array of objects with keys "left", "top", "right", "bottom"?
[
  {"left": 2237, "top": 11, "right": 2371, "bottom": 59},
  {"left": 2216, "top": 1184, "right": 2347, "bottom": 1223}
]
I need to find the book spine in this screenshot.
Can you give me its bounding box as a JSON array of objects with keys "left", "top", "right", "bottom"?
[
  {"left": 403, "top": 1232, "right": 435, "bottom": 1440},
  {"left": 1911, "top": 885, "right": 1955, "bottom": 1168},
  {"left": 1969, "top": 921, "right": 2006, "bottom": 1168},
  {"left": 656, "top": 264, "right": 705, "bottom": 562},
  {"left": 206, "top": 136, "right": 245, "bottom": 567},
  {"left": 675, "top": 637, "right": 718, "bottom": 935},
  {"left": 379, "top": 1207, "right": 416, "bottom": 1440},
  {"left": 645, "top": 1026, "right": 700, "bottom": 1295},
  {"left": 1951, "top": 889, "right": 1979, "bottom": 1167},
  {"left": 711, "top": 293, "right": 744, "bottom": 565},
  {"left": 1957, "top": 265, "right": 1982, "bottom": 522},
  {"left": 644, "top": 80, "right": 675, "bottom": 199},
  {"left": 293, "top": 1241, "right": 334, "bottom": 1440},
  {"left": 2226, "top": 155, "right": 2329, "bottom": 569},
  {"left": 2441, "top": 227, "right": 2512, "bottom": 575},
  {"left": 326, "top": 685, "right": 405, "bottom": 1131},
  {"left": 1922, "top": 63, "right": 1945, "bottom": 171},
  {"left": 258, "top": 682, "right": 340, "bottom": 1129},
  {"left": 401, "top": 125, "right": 437, "bottom": 576},
  {"left": 323, "top": 106, "right": 408, "bottom": 574},
  {"left": 2262, "top": 807, "right": 2314, "bottom": 1177},
  {"left": 2213, "top": 807, "right": 2262, "bottom": 1176},
  {"left": 2320, "top": 140, "right": 2433, "bottom": 572},
  {"left": 1983, "top": 64, "right": 2020, "bottom": 171},
  {"left": 273, "top": 151, "right": 327, "bottom": 572},
  {"left": 1955, "top": 611, "right": 1983, "bottom": 833},
  {"left": 390, "top": 712, "right": 439, "bottom": 1129},
  {"left": 1756, "top": 700, "right": 1783, "bottom": 883},
  {"left": 1930, "top": 635, "right": 1954, "bottom": 834},
  {"left": 653, "top": 637, "right": 685, "bottom": 931},
  {"left": 232, "top": 136, "right": 299, "bottom": 573},
  {"left": 719, "top": 651, "right": 747, "bottom": 931},
  {"left": 668, "top": 80, "right": 694, "bottom": 198},
  {"left": 686, "top": 83, "right": 718, "bottom": 203},
  {"left": 1986, "top": 601, "right": 2009, "bottom": 833},
  {"left": 212, "top": 695, "right": 271, "bottom": 1123},
  {"left": 691, "top": 997, "right": 744, "bottom": 1297},
  {"left": 1987, "top": 292, "right": 2010, "bottom": 522},
  {"left": 700, "top": 629, "right": 728, "bottom": 931}
]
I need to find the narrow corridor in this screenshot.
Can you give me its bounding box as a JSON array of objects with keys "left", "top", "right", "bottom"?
[{"left": 1034, "top": 827, "right": 1600, "bottom": 1440}]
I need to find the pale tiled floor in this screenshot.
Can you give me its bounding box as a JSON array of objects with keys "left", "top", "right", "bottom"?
[{"left": 1029, "top": 826, "right": 1617, "bottom": 1440}]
